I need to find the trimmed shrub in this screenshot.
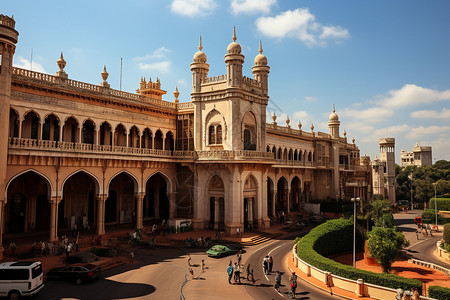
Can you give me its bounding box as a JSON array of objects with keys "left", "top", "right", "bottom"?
[
  {"left": 422, "top": 209, "right": 449, "bottom": 225},
  {"left": 444, "top": 223, "right": 450, "bottom": 245},
  {"left": 296, "top": 218, "right": 422, "bottom": 293},
  {"left": 429, "top": 198, "right": 450, "bottom": 211},
  {"left": 429, "top": 285, "right": 450, "bottom": 300}
]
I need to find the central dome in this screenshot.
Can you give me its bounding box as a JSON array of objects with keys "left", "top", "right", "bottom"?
[
  {"left": 254, "top": 41, "right": 267, "bottom": 66},
  {"left": 193, "top": 36, "right": 207, "bottom": 63},
  {"left": 329, "top": 105, "right": 339, "bottom": 122}
]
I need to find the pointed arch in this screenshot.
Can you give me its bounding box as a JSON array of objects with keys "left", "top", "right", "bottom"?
[
  {"left": 107, "top": 170, "right": 139, "bottom": 194},
  {"left": 61, "top": 169, "right": 101, "bottom": 195},
  {"left": 205, "top": 108, "right": 227, "bottom": 142},
  {"left": 146, "top": 170, "right": 173, "bottom": 193},
  {"left": 5, "top": 169, "right": 53, "bottom": 201}
]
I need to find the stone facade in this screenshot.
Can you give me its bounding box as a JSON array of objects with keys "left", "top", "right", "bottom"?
[
  {"left": 372, "top": 138, "right": 396, "bottom": 204},
  {"left": 401, "top": 144, "right": 433, "bottom": 168},
  {"left": 0, "top": 15, "right": 371, "bottom": 257}
]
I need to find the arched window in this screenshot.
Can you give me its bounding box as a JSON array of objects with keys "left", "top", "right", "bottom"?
[
  {"left": 216, "top": 125, "right": 222, "bottom": 144},
  {"left": 209, "top": 125, "right": 216, "bottom": 145},
  {"left": 244, "top": 129, "right": 251, "bottom": 150}
]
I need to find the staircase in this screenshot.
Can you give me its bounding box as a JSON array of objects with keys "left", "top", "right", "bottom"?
[{"left": 240, "top": 231, "right": 282, "bottom": 246}]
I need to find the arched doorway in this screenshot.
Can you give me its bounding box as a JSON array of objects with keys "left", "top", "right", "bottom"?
[
  {"left": 6, "top": 171, "right": 50, "bottom": 234},
  {"left": 291, "top": 177, "right": 301, "bottom": 211},
  {"left": 114, "top": 124, "right": 127, "bottom": 147},
  {"left": 145, "top": 173, "right": 169, "bottom": 221},
  {"left": 9, "top": 108, "right": 20, "bottom": 138},
  {"left": 276, "top": 177, "right": 288, "bottom": 215},
  {"left": 42, "top": 114, "right": 60, "bottom": 141},
  {"left": 154, "top": 130, "right": 163, "bottom": 150},
  {"left": 129, "top": 126, "right": 140, "bottom": 148},
  {"left": 243, "top": 175, "right": 257, "bottom": 230},
  {"left": 106, "top": 172, "right": 137, "bottom": 224},
  {"left": 208, "top": 175, "right": 224, "bottom": 230},
  {"left": 62, "top": 171, "right": 98, "bottom": 230},
  {"left": 21, "top": 111, "right": 40, "bottom": 139},
  {"left": 142, "top": 128, "right": 153, "bottom": 149},
  {"left": 62, "top": 117, "right": 79, "bottom": 143},
  {"left": 99, "top": 122, "right": 112, "bottom": 146},
  {"left": 165, "top": 131, "right": 174, "bottom": 151}
]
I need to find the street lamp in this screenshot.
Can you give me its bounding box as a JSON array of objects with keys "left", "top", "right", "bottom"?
[
  {"left": 433, "top": 182, "right": 438, "bottom": 231},
  {"left": 351, "top": 197, "right": 360, "bottom": 268},
  {"left": 409, "top": 173, "right": 413, "bottom": 210}
]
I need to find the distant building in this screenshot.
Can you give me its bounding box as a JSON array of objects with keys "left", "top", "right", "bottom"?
[
  {"left": 400, "top": 144, "right": 432, "bottom": 167},
  {"left": 372, "top": 138, "right": 396, "bottom": 205}
]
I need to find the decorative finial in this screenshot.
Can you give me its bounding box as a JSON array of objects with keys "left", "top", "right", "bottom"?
[
  {"left": 286, "top": 115, "right": 290, "bottom": 127},
  {"left": 310, "top": 123, "right": 314, "bottom": 132},
  {"left": 333, "top": 103, "right": 335, "bottom": 113},
  {"left": 56, "top": 52, "right": 68, "bottom": 78},
  {"left": 199, "top": 35, "right": 203, "bottom": 51},
  {"left": 352, "top": 137, "right": 356, "bottom": 144},
  {"left": 343, "top": 129, "right": 347, "bottom": 137},
  {"left": 232, "top": 25, "right": 237, "bottom": 42},
  {"left": 174, "top": 86, "right": 180, "bottom": 99},
  {"left": 259, "top": 40, "right": 263, "bottom": 54},
  {"left": 298, "top": 120, "right": 302, "bottom": 131},
  {"left": 272, "top": 112, "right": 277, "bottom": 123},
  {"left": 101, "top": 65, "right": 109, "bottom": 81}
]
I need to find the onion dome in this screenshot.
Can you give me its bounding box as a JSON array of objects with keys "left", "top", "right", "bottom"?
[
  {"left": 193, "top": 36, "right": 207, "bottom": 63},
  {"left": 227, "top": 25, "right": 242, "bottom": 54},
  {"left": 254, "top": 41, "right": 267, "bottom": 66},
  {"left": 329, "top": 104, "right": 339, "bottom": 122}
]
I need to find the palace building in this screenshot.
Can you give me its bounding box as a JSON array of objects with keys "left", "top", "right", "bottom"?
[{"left": 0, "top": 15, "right": 371, "bottom": 257}]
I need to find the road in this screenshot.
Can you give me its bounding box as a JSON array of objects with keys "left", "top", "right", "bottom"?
[{"left": 34, "top": 231, "right": 341, "bottom": 300}]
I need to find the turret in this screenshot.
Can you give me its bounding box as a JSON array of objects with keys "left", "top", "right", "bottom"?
[
  {"left": 0, "top": 14, "right": 19, "bottom": 259},
  {"left": 224, "top": 26, "right": 244, "bottom": 88},
  {"left": 328, "top": 104, "right": 340, "bottom": 139},
  {"left": 190, "top": 36, "right": 209, "bottom": 93},
  {"left": 252, "top": 41, "right": 270, "bottom": 94}
]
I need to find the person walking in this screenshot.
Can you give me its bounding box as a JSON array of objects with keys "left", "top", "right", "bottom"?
[
  {"left": 234, "top": 262, "right": 241, "bottom": 284},
  {"left": 227, "top": 263, "right": 234, "bottom": 284},
  {"left": 237, "top": 250, "right": 242, "bottom": 266},
  {"left": 290, "top": 272, "right": 298, "bottom": 297},
  {"left": 188, "top": 254, "right": 192, "bottom": 266},
  {"left": 263, "top": 255, "right": 269, "bottom": 274},
  {"left": 268, "top": 256, "right": 273, "bottom": 273},
  {"left": 201, "top": 259, "right": 205, "bottom": 272},
  {"left": 275, "top": 271, "right": 282, "bottom": 291},
  {"left": 246, "top": 263, "right": 251, "bottom": 280},
  {"left": 40, "top": 241, "right": 46, "bottom": 257}
]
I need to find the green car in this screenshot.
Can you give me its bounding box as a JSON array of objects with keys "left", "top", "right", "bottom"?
[{"left": 206, "top": 244, "right": 242, "bottom": 257}]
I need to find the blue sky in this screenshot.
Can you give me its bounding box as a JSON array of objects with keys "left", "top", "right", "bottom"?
[{"left": 4, "top": 0, "right": 450, "bottom": 162}]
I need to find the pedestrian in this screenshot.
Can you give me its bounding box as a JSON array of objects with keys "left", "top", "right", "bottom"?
[
  {"left": 415, "top": 229, "right": 420, "bottom": 240},
  {"left": 66, "top": 242, "right": 72, "bottom": 257},
  {"left": 152, "top": 224, "right": 157, "bottom": 235},
  {"left": 268, "top": 256, "right": 273, "bottom": 273},
  {"left": 189, "top": 268, "right": 194, "bottom": 280},
  {"left": 227, "top": 263, "right": 234, "bottom": 284},
  {"left": 246, "top": 263, "right": 251, "bottom": 280},
  {"left": 40, "top": 241, "right": 46, "bottom": 257},
  {"left": 275, "top": 271, "right": 282, "bottom": 291},
  {"left": 234, "top": 262, "right": 241, "bottom": 284},
  {"left": 281, "top": 211, "right": 285, "bottom": 223},
  {"left": 9, "top": 241, "right": 16, "bottom": 258},
  {"left": 237, "top": 250, "right": 242, "bottom": 265},
  {"left": 130, "top": 251, "right": 134, "bottom": 263},
  {"left": 201, "top": 259, "right": 205, "bottom": 272},
  {"left": 263, "top": 255, "right": 269, "bottom": 274},
  {"left": 290, "top": 272, "right": 298, "bottom": 297},
  {"left": 131, "top": 209, "right": 136, "bottom": 224},
  {"left": 31, "top": 240, "right": 36, "bottom": 256},
  {"left": 188, "top": 254, "right": 192, "bottom": 266}
]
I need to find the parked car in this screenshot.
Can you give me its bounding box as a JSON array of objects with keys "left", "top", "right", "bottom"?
[
  {"left": 396, "top": 200, "right": 410, "bottom": 210},
  {"left": 46, "top": 263, "right": 101, "bottom": 284},
  {"left": 0, "top": 261, "right": 44, "bottom": 300},
  {"left": 206, "top": 245, "right": 242, "bottom": 258},
  {"left": 414, "top": 216, "right": 422, "bottom": 224}
]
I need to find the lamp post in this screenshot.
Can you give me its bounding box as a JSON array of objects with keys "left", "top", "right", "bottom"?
[
  {"left": 409, "top": 173, "right": 413, "bottom": 210},
  {"left": 351, "top": 197, "right": 360, "bottom": 268},
  {"left": 433, "top": 182, "right": 438, "bottom": 231}
]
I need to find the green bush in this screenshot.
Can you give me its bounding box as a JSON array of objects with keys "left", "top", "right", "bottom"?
[
  {"left": 422, "top": 209, "right": 449, "bottom": 225},
  {"left": 429, "top": 285, "right": 450, "bottom": 300},
  {"left": 444, "top": 224, "right": 450, "bottom": 244},
  {"left": 296, "top": 218, "right": 422, "bottom": 293},
  {"left": 89, "top": 247, "right": 117, "bottom": 257},
  {"left": 379, "top": 213, "right": 394, "bottom": 228},
  {"left": 429, "top": 198, "right": 450, "bottom": 211}
]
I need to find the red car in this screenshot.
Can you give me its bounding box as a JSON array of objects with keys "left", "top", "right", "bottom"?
[{"left": 414, "top": 216, "right": 422, "bottom": 224}]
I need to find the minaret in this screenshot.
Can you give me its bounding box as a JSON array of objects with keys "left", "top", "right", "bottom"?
[
  {"left": 379, "top": 138, "right": 396, "bottom": 205},
  {"left": 224, "top": 26, "right": 245, "bottom": 88},
  {"left": 252, "top": 40, "right": 270, "bottom": 94},
  {"left": 328, "top": 104, "right": 340, "bottom": 139},
  {"left": 0, "top": 14, "right": 19, "bottom": 259},
  {"left": 190, "top": 36, "right": 209, "bottom": 93}
]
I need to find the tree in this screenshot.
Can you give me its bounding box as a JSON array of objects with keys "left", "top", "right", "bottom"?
[
  {"left": 370, "top": 200, "right": 391, "bottom": 227},
  {"left": 367, "top": 227, "right": 409, "bottom": 273}
]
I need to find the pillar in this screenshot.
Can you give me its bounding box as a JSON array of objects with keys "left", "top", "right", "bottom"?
[
  {"left": 214, "top": 198, "right": 219, "bottom": 230},
  {"left": 49, "top": 196, "right": 61, "bottom": 242},
  {"left": 97, "top": 195, "right": 106, "bottom": 235},
  {"left": 248, "top": 198, "right": 253, "bottom": 224},
  {"left": 287, "top": 189, "right": 291, "bottom": 214},
  {"left": 162, "top": 137, "right": 165, "bottom": 150},
  {"left": 0, "top": 201, "right": 5, "bottom": 259},
  {"left": 356, "top": 279, "right": 364, "bottom": 297},
  {"left": 169, "top": 192, "right": 176, "bottom": 219},
  {"left": 136, "top": 193, "right": 144, "bottom": 229},
  {"left": 272, "top": 190, "right": 276, "bottom": 218},
  {"left": 59, "top": 124, "right": 63, "bottom": 142}
]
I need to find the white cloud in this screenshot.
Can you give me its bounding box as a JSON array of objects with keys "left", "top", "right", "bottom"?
[
  {"left": 381, "top": 84, "right": 450, "bottom": 109},
  {"left": 405, "top": 125, "right": 450, "bottom": 140},
  {"left": 411, "top": 107, "right": 450, "bottom": 119},
  {"left": 134, "top": 47, "right": 171, "bottom": 61},
  {"left": 170, "top": 0, "right": 216, "bottom": 17},
  {"left": 255, "top": 8, "right": 349, "bottom": 47},
  {"left": 231, "top": 0, "right": 276, "bottom": 15},
  {"left": 13, "top": 56, "right": 46, "bottom": 73},
  {"left": 431, "top": 138, "right": 450, "bottom": 161},
  {"left": 342, "top": 106, "right": 393, "bottom": 122},
  {"left": 304, "top": 96, "right": 317, "bottom": 101},
  {"left": 137, "top": 61, "right": 171, "bottom": 73},
  {"left": 177, "top": 78, "right": 187, "bottom": 86}
]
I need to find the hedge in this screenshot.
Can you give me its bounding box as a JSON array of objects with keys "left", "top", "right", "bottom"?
[
  {"left": 429, "top": 286, "right": 450, "bottom": 300},
  {"left": 445, "top": 224, "right": 450, "bottom": 244},
  {"left": 429, "top": 198, "right": 450, "bottom": 211},
  {"left": 296, "top": 218, "right": 422, "bottom": 293},
  {"left": 422, "top": 209, "right": 449, "bottom": 225}
]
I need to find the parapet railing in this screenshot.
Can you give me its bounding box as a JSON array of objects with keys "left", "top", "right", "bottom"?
[
  {"left": 0, "top": 14, "right": 15, "bottom": 28},
  {"left": 196, "top": 150, "right": 274, "bottom": 161},
  {"left": 266, "top": 123, "right": 315, "bottom": 138},
  {"left": 202, "top": 74, "right": 227, "bottom": 84},
  {"left": 12, "top": 67, "right": 178, "bottom": 110}
]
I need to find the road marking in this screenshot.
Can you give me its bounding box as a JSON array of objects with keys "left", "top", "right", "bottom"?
[{"left": 268, "top": 244, "right": 284, "bottom": 256}]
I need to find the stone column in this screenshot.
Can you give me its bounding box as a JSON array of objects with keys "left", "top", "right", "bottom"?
[
  {"left": 248, "top": 198, "right": 253, "bottom": 225},
  {"left": 49, "top": 196, "right": 61, "bottom": 242},
  {"left": 162, "top": 137, "right": 166, "bottom": 150},
  {"left": 59, "top": 124, "right": 63, "bottom": 142},
  {"left": 169, "top": 192, "right": 176, "bottom": 219},
  {"left": 136, "top": 194, "right": 144, "bottom": 229},
  {"left": 214, "top": 198, "right": 219, "bottom": 230},
  {"left": 126, "top": 131, "right": 129, "bottom": 147},
  {"left": 18, "top": 118, "right": 23, "bottom": 139},
  {"left": 0, "top": 201, "right": 5, "bottom": 260},
  {"left": 39, "top": 121, "right": 43, "bottom": 140},
  {"left": 272, "top": 190, "right": 277, "bottom": 219},
  {"left": 97, "top": 195, "right": 106, "bottom": 235},
  {"left": 78, "top": 126, "right": 82, "bottom": 143},
  {"left": 287, "top": 189, "right": 291, "bottom": 214}
]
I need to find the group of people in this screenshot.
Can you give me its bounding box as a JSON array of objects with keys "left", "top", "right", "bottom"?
[
  {"left": 263, "top": 255, "right": 274, "bottom": 274},
  {"left": 226, "top": 250, "right": 255, "bottom": 285},
  {"left": 187, "top": 255, "right": 206, "bottom": 280}
]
